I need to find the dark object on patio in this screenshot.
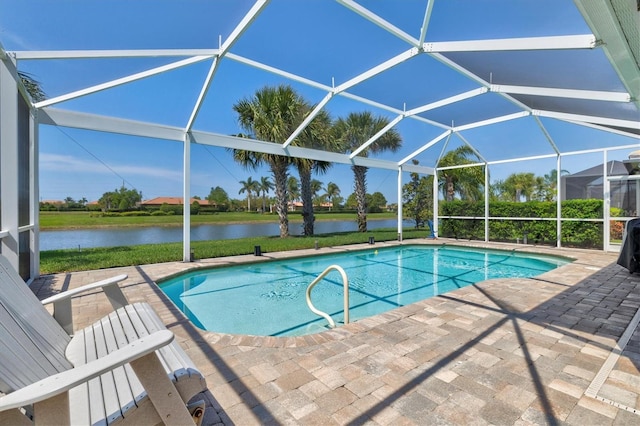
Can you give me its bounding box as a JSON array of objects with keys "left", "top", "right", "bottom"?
[{"left": 617, "top": 218, "right": 640, "bottom": 273}]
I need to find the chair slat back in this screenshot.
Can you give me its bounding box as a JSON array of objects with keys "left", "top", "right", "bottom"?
[{"left": 0, "top": 255, "right": 72, "bottom": 393}]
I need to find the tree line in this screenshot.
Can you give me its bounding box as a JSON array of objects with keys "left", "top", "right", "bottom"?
[
  {"left": 208, "top": 176, "right": 388, "bottom": 214},
  {"left": 41, "top": 84, "right": 399, "bottom": 237},
  {"left": 41, "top": 181, "right": 389, "bottom": 215},
  {"left": 400, "top": 146, "right": 570, "bottom": 228},
  {"left": 38, "top": 83, "right": 569, "bottom": 236},
  {"left": 40, "top": 187, "right": 142, "bottom": 212}
]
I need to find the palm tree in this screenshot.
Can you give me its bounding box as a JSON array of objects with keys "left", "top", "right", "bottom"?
[
  {"left": 292, "top": 109, "right": 334, "bottom": 235},
  {"left": 238, "top": 177, "right": 260, "bottom": 211},
  {"left": 325, "top": 182, "right": 341, "bottom": 211},
  {"left": 334, "top": 111, "right": 402, "bottom": 232},
  {"left": 18, "top": 71, "right": 46, "bottom": 102},
  {"left": 541, "top": 168, "right": 570, "bottom": 201},
  {"left": 258, "top": 176, "right": 274, "bottom": 213},
  {"left": 503, "top": 172, "right": 537, "bottom": 202},
  {"left": 534, "top": 175, "right": 546, "bottom": 201},
  {"left": 310, "top": 179, "right": 324, "bottom": 205},
  {"left": 437, "top": 146, "right": 483, "bottom": 202},
  {"left": 287, "top": 176, "right": 300, "bottom": 207},
  {"left": 233, "top": 85, "right": 306, "bottom": 237}
]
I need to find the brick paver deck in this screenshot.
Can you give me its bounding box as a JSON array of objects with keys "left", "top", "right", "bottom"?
[{"left": 31, "top": 240, "right": 640, "bottom": 425}]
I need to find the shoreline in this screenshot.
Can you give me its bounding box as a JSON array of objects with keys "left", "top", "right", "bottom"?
[{"left": 40, "top": 215, "right": 399, "bottom": 231}]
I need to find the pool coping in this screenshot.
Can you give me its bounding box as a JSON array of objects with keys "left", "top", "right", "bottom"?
[
  {"left": 31, "top": 238, "right": 640, "bottom": 424},
  {"left": 151, "top": 239, "right": 587, "bottom": 348}
]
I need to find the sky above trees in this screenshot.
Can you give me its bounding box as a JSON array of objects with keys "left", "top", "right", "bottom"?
[{"left": 2, "top": 1, "right": 637, "bottom": 203}]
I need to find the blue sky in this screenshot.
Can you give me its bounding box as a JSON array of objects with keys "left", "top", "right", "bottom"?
[{"left": 1, "top": 0, "right": 638, "bottom": 203}]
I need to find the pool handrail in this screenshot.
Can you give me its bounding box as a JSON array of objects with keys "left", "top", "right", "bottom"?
[{"left": 305, "top": 264, "right": 349, "bottom": 328}]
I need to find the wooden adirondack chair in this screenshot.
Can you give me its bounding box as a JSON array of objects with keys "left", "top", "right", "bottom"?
[{"left": 0, "top": 255, "right": 207, "bottom": 425}]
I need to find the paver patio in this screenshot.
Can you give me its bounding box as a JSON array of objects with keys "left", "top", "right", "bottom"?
[{"left": 31, "top": 240, "right": 640, "bottom": 425}]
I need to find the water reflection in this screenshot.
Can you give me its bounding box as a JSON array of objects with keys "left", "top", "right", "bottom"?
[{"left": 41, "top": 219, "right": 406, "bottom": 251}]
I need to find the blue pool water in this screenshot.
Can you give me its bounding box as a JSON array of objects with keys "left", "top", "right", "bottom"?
[{"left": 159, "top": 245, "right": 569, "bottom": 337}]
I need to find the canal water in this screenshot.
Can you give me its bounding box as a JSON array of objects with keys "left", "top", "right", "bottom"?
[{"left": 40, "top": 219, "right": 409, "bottom": 251}]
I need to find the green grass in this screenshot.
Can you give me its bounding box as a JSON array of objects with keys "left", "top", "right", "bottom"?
[
  {"left": 39, "top": 211, "right": 397, "bottom": 229},
  {"left": 40, "top": 228, "right": 428, "bottom": 274}
]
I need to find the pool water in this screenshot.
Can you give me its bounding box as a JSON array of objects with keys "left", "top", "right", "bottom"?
[{"left": 159, "top": 245, "right": 568, "bottom": 337}]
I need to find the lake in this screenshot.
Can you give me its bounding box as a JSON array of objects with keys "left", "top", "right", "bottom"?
[{"left": 40, "top": 219, "right": 409, "bottom": 251}]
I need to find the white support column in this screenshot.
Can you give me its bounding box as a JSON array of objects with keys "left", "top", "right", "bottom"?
[
  {"left": 433, "top": 169, "right": 439, "bottom": 237},
  {"left": 35, "top": 56, "right": 212, "bottom": 109},
  {"left": 603, "top": 150, "right": 610, "bottom": 251},
  {"left": 337, "top": 0, "right": 420, "bottom": 46},
  {"left": 556, "top": 155, "right": 562, "bottom": 248},
  {"left": 484, "top": 163, "right": 489, "bottom": 242},
  {"left": 30, "top": 109, "right": 40, "bottom": 278},
  {"left": 183, "top": 133, "right": 191, "bottom": 262},
  {"left": 419, "top": 0, "right": 435, "bottom": 45},
  {"left": 0, "top": 55, "right": 20, "bottom": 270},
  {"left": 397, "top": 166, "right": 403, "bottom": 241},
  {"left": 350, "top": 114, "right": 403, "bottom": 159},
  {"left": 283, "top": 92, "right": 333, "bottom": 148}
]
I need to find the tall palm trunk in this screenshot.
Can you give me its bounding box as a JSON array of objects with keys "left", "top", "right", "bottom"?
[
  {"left": 271, "top": 158, "right": 289, "bottom": 238},
  {"left": 353, "top": 165, "right": 368, "bottom": 232},
  {"left": 298, "top": 165, "right": 314, "bottom": 236}
]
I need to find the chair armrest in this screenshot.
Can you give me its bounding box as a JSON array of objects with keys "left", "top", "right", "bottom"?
[
  {"left": 0, "top": 329, "right": 174, "bottom": 412},
  {"left": 41, "top": 274, "right": 128, "bottom": 334},
  {"left": 41, "top": 273, "right": 128, "bottom": 306}
]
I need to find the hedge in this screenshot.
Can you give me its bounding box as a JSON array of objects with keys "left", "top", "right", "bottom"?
[{"left": 439, "top": 199, "right": 606, "bottom": 249}]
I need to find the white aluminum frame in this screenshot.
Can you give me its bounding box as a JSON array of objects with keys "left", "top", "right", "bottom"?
[
  {"left": 34, "top": 56, "right": 214, "bottom": 109},
  {"left": 0, "top": 0, "right": 638, "bottom": 276},
  {"left": 434, "top": 146, "right": 640, "bottom": 250},
  {"left": 0, "top": 52, "right": 20, "bottom": 270}
]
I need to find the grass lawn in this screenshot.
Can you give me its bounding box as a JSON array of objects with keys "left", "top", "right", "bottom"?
[
  {"left": 40, "top": 211, "right": 398, "bottom": 229},
  {"left": 40, "top": 228, "right": 428, "bottom": 274}
]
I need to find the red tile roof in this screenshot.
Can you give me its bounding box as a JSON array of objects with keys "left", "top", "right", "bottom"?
[{"left": 140, "top": 197, "right": 211, "bottom": 206}]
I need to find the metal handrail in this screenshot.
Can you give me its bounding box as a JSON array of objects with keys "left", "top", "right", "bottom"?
[{"left": 305, "top": 265, "right": 349, "bottom": 328}]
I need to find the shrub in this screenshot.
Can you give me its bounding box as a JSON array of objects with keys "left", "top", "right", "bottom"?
[
  {"left": 439, "top": 199, "right": 606, "bottom": 248},
  {"left": 190, "top": 201, "right": 201, "bottom": 215},
  {"left": 610, "top": 207, "right": 623, "bottom": 217},
  {"left": 121, "top": 211, "right": 151, "bottom": 217}
]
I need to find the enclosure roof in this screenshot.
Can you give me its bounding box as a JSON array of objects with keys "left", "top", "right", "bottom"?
[
  {"left": 568, "top": 160, "right": 629, "bottom": 177},
  {"left": 1, "top": 0, "right": 639, "bottom": 171}
]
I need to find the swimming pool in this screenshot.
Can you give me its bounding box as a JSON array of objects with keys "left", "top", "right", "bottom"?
[{"left": 159, "top": 245, "right": 569, "bottom": 337}]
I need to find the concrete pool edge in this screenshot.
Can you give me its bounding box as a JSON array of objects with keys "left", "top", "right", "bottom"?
[
  {"left": 31, "top": 240, "right": 640, "bottom": 424},
  {"left": 152, "top": 239, "right": 584, "bottom": 348}
]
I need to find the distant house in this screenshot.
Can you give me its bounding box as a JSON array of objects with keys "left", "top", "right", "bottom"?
[
  {"left": 40, "top": 199, "right": 64, "bottom": 206},
  {"left": 561, "top": 160, "right": 638, "bottom": 214},
  {"left": 287, "top": 201, "right": 333, "bottom": 211},
  {"left": 140, "top": 197, "right": 213, "bottom": 208},
  {"left": 288, "top": 201, "right": 303, "bottom": 211}
]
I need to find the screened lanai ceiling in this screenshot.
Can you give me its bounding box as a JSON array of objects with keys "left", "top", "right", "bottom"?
[{"left": 1, "top": 0, "right": 639, "bottom": 173}]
